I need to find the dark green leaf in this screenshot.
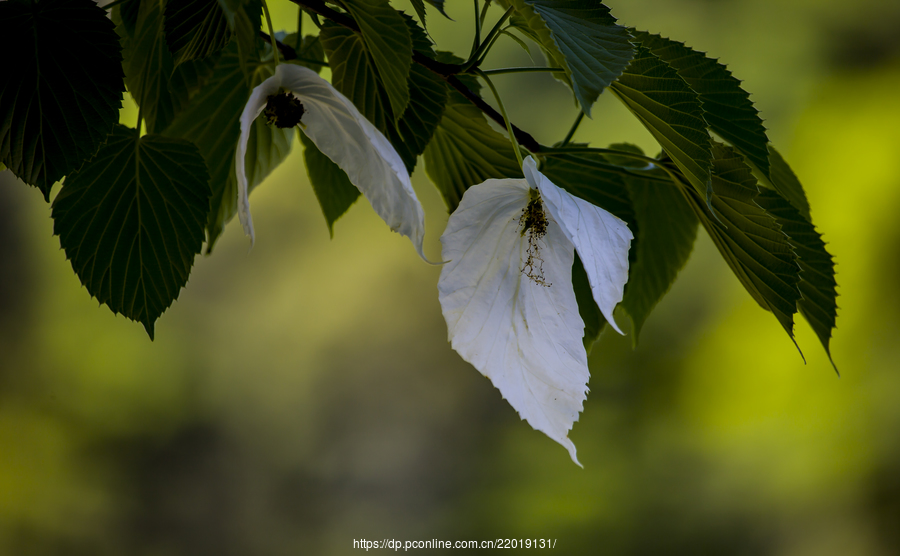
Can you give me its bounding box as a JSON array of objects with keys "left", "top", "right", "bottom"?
[
  {"left": 388, "top": 64, "right": 448, "bottom": 173},
  {"left": 164, "top": 0, "right": 233, "bottom": 65},
  {"left": 410, "top": 0, "right": 428, "bottom": 29},
  {"left": 342, "top": 0, "right": 413, "bottom": 125},
  {"left": 573, "top": 254, "right": 606, "bottom": 352},
  {"left": 118, "top": 0, "right": 192, "bottom": 133},
  {"left": 320, "top": 22, "right": 388, "bottom": 131},
  {"left": 163, "top": 43, "right": 291, "bottom": 251},
  {"left": 0, "top": 0, "right": 124, "bottom": 199},
  {"left": 233, "top": 0, "right": 263, "bottom": 75},
  {"left": 322, "top": 21, "right": 446, "bottom": 172},
  {"left": 685, "top": 142, "right": 802, "bottom": 345},
  {"left": 423, "top": 92, "right": 522, "bottom": 212},
  {"left": 610, "top": 45, "right": 712, "bottom": 200},
  {"left": 300, "top": 132, "right": 361, "bottom": 236},
  {"left": 425, "top": 0, "right": 450, "bottom": 19},
  {"left": 622, "top": 161, "right": 699, "bottom": 341},
  {"left": 51, "top": 125, "right": 211, "bottom": 339},
  {"left": 507, "top": 0, "right": 633, "bottom": 116},
  {"left": 756, "top": 189, "right": 838, "bottom": 371},
  {"left": 760, "top": 146, "right": 812, "bottom": 221},
  {"left": 631, "top": 31, "right": 770, "bottom": 178}
]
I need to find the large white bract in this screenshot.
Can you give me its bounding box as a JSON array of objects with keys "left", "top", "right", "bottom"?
[
  {"left": 235, "top": 63, "right": 427, "bottom": 260},
  {"left": 438, "top": 156, "right": 632, "bottom": 465}
]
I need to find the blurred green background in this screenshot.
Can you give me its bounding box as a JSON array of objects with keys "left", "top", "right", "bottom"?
[{"left": 2, "top": 0, "right": 900, "bottom": 553}]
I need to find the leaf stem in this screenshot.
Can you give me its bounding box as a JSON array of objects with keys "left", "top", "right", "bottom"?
[
  {"left": 464, "top": 6, "right": 514, "bottom": 70},
  {"left": 470, "top": 0, "right": 482, "bottom": 60},
  {"left": 541, "top": 146, "right": 687, "bottom": 186},
  {"left": 559, "top": 112, "right": 584, "bottom": 147},
  {"left": 480, "top": 66, "right": 564, "bottom": 76},
  {"left": 261, "top": 0, "right": 280, "bottom": 65},
  {"left": 475, "top": 68, "right": 524, "bottom": 168},
  {"left": 297, "top": 6, "right": 303, "bottom": 51}
]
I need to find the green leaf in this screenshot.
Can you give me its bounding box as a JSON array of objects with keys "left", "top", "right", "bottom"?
[
  {"left": 630, "top": 31, "right": 770, "bottom": 179},
  {"left": 760, "top": 146, "right": 812, "bottom": 221},
  {"left": 51, "top": 125, "right": 211, "bottom": 339},
  {"left": 163, "top": 42, "right": 291, "bottom": 251},
  {"left": 300, "top": 132, "right": 360, "bottom": 236},
  {"left": 388, "top": 64, "right": 448, "bottom": 173},
  {"left": 505, "top": 0, "right": 633, "bottom": 116},
  {"left": 610, "top": 45, "right": 712, "bottom": 200},
  {"left": 410, "top": 0, "right": 428, "bottom": 28},
  {"left": 342, "top": 0, "right": 413, "bottom": 125},
  {"left": 321, "top": 20, "right": 446, "bottom": 173},
  {"left": 118, "top": 0, "right": 192, "bottom": 133},
  {"left": 622, "top": 165, "right": 699, "bottom": 341},
  {"left": 423, "top": 92, "right": 522, "bottom": 212},
  {"left": 320, "top": 22, "right": 388, "bottom": 131},
  {"left": 685, "top": 142, "right": 802, "bottom": 345},
  {"left": 164, "top": 0, "right": 233, "bottom": 65},
  {"left": 573, "top": 254, "right": 606, "bottom": 352},
  {"left": 755, "top": 189, "right": 838, "bottom": 371},
  {"left": 0, "top": 0, "right": 124, "bottom": 199}
]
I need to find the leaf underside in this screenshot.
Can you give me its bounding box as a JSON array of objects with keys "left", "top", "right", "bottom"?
[
  {"left": 0, "top": 0, "right": 124, "bottom": 198},
  {"left": 511, "top": 0, "right": 634, "bottom": 116},
  {"left": 610, "top": 45, "right": 712, "bottom": 199},
  {"left": 51, "top": 125, "right": 211, "bottom": 339},
  {"left": 684, "top": 143, "right": 802, "bottom": 348},
  {"left": 755, "top": 189, "right": 838, "bottom": 370},
  {"left": 632, "top": 30, "right": 770, "bottom": 178}
]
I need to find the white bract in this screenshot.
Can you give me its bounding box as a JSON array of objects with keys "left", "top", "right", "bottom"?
[
  {"left": 438, "top": 156, "right": 632, "bottom": 465},
  {"left": 236, "top": 63, "right": 427, "bottom": 260}
]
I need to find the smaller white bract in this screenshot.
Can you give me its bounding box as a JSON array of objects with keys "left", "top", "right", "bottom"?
[
  {"left": 438, "top": 156, "right": 632, "bottom": 465},
  {"left": 235, "top": 63, "right": 427, "bottom": 260}
]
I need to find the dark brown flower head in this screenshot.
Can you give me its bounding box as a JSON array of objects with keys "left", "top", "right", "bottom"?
[
  {"left": 264, "top": 90, "right": 305, "bottom": 128},
  {"left": 519, "top": 189, "right": 551, "bottom": 287}
]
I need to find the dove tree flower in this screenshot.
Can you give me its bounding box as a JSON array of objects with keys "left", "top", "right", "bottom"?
[
  {"left": 438, "top": 156, "right": 633, "bottom": 465},
  {"left": 235, "top": 63, "right": 427, "bottom": 260}
]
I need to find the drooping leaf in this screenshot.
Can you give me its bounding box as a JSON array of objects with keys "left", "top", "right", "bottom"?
[
  {"left": 610, "top": 45, "right": 712, "bottom": 200},
  {"left": 342, "top": 0, "right": 413, "bottom": 125},
  {"left": 163, "top": 42, "right": 290, "bottom": 251},
  {"left": 423, "top": 93, "right": 522, "bottom": 212},
  {"left": 631, "top": 31, "right": 770, "bottom": 178},
  {"left": 684, "top": 142, "right": 802, "bottom": 345},
  {"left": 760, "top": 145, "right": 812, "bottom": 221},
  {"left": 164, "top": 0, "right": 233, "bottom": 65},
  {"left": 51, "top": 125, "right": 211, "bottom": 339},
  {"left": 300, "top": 132, "right": 361, "bottom": 236},
  {"left": 755, "top": 189, "right": 838, "bottom": 371},
  {"left": 505, "top": 0, "right": 633, "bottom": 116},
  {"left": 0, "top": 0, "right": 124, "bottom": 199}
]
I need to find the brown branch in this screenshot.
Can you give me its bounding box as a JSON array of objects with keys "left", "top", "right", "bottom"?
[{"left": 288, "top": 0, "right": 543, "bottom": 153}]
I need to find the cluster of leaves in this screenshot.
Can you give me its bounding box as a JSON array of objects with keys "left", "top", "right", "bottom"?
[{"left": 0, "top": 0, "right": 837, "bottom": 373}]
